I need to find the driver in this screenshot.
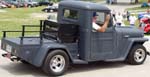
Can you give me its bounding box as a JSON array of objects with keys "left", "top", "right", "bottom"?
[{"left": 92, "top": 12, "right": 110, "bottom": 32}]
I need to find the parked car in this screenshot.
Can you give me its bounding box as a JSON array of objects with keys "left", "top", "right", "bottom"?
[
  {"left": 24, "top": 0, "right": 39, "bottom": 8},
  {"left": 139, "top": 15, "right": 150, "bottom": 33},
  {"left": 42, "top": 4, "right": 58, "bottom": 12},
  {"left": 6, "top": 0, "right": 24, "bottom": 8},
  {"left": 2, "top": 1, "right": 11, "bottom": 8},
  {"left": 38, "top": 0, "right": 53, "bottom": 6},
  {"left": 0, "top": 3, "right": 7, "bottom": 8}
]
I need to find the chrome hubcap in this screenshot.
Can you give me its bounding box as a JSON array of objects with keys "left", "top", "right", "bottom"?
[
  {"left": 134, "top": 49, "right": 145, "bottom": 62},
  {"left": 50, "top": 55, "right": 65, "bottom": 72}
]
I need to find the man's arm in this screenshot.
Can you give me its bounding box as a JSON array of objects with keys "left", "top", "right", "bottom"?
[{"left": 97, "top": 14, "right": 110, "bottom": 32}]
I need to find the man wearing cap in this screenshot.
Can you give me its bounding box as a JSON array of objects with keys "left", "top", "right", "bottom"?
[{"left": 92, "top": 12, "right": 111, "bottom": 32}]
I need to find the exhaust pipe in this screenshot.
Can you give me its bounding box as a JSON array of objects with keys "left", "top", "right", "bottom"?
[
  {"left": 2, "top": 54, "right": 7, "bottom": 57},
  {"left": 2, "top": 53, "right": 11, "bottom": 58},
  {"left": 2, "top": 53, "right": 20, "bottom": 62}
]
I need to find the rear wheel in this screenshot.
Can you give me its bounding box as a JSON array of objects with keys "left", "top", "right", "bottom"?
[
  {"left": 42, "top": 50, "right": 69, "bottom": 76},
  {"left": 126, "top": 44, "right": 147, "bottom": 65}
]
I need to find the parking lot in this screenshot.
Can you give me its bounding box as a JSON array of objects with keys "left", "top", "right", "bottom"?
[{"left": 0, "top": 36, "right": 150, "bottom": 77}]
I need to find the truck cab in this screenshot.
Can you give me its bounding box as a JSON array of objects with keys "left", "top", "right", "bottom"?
[{"left": 1, "top": 1, "right": 149, "bottom": 76}]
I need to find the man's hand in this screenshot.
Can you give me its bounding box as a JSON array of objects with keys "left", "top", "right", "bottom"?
[
  {"left": 97, "top": 14, "right": 110, "bottom": 32},
  {"left": 105, "top": 14, "right": 111, "bottom": 22}
]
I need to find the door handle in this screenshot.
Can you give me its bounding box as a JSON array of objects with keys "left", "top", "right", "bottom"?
[{"left": 124, "top": 35, "right": 129, "bottom": 38}]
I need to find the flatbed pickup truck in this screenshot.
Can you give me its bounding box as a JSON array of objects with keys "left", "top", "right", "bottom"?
[{"left": 1, "top": 1, "right": 149, "bottom": 76}]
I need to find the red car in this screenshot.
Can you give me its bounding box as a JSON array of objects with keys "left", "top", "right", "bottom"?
[{"left": 140, "top": 17, "right": 150, "bottom": 33}]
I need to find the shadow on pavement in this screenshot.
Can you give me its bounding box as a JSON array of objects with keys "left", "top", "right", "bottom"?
[
  {"left": 67, "top": 61, "right": 126, "bottom": 74},
  {"left": 0, "top": 61, "right": 127, "bottom": 77},
  {"left": 0, "top": 62, "right": 48, "bottom": 77}
]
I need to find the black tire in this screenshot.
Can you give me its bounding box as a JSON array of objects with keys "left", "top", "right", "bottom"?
[
  {"left": 147, "top": 31, "right": 150, "bottom": 34},
  {"left": 27, "top": 5, "right": 32, "bottom": 8},
  {"left": 42, "top": 50, "right": 69, "bottom": 76},
  {"left": 126, "top": 44, "right": 147, "bottom": 65}
]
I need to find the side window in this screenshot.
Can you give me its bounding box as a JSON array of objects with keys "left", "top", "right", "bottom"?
[
  {"left": 92, "top": 12, "right": 112, "bottom": 32},
  {"left": 63, "top": 9, "right": 78, "bottom": 20}
]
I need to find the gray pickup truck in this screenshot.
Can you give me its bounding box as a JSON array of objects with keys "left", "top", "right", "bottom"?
[{"left": 1, "top": 1, "right": 149, "bottom": 76}]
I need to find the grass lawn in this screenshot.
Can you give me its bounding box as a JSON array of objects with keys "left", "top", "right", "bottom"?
[
  {"left": 0, "top": 6, "right": 48, "bottom": 38},
  {"left": 127, "top": 7, "right": 150, "bottom": 11},
  {"left": 139, "top": 0, "right": 148, "bottom": 3},
  {"left": 83, "top": 0, "right": 104, "bottom": 2}
]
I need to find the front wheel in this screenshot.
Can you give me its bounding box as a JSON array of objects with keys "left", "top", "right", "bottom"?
[
  {"left": 126, "top": 44, "right": 147, "bottom": 65},
  {"left": 42, "top": 50, "right": 69, "bottom": 76}
]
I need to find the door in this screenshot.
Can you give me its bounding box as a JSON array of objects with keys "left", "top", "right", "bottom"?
[
  {"left": 91, "top": 28, "right": 115, "bottom": 60},
  {"left": 90, "top": 12, "right": 115, "bottom": 60}
]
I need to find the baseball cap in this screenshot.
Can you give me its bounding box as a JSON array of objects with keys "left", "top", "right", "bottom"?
[{"left": 93, "top": 12, "right": 98, "bottom": 17}]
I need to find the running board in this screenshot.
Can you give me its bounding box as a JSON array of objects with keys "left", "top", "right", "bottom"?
[{"left": 72, "top": 59, "right": 88, "bottom": 64}]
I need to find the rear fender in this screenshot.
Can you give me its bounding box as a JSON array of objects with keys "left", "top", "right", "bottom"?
[{"left": 32, "top": 43, "right": 73, "bottom": 67}]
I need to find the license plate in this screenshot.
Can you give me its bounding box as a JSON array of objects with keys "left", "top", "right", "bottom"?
[{"left": 6, "top": 45, "right": 12, "bottom": 52}]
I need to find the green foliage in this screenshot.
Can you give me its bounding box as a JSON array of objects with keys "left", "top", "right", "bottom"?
[
  {"left": 51, "top": 0, "right": 61, "bottom": 2},
  {"left": 139, "top": 0, "right": 148, "bottom": 3}
]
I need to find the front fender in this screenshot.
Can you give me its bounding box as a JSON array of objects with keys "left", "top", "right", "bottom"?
[
  {"left": 123, "top": 37, "right": 148, "bottom": 60},
  {"left": 32, "top": 43, "right": 73, "bottom": 67}
]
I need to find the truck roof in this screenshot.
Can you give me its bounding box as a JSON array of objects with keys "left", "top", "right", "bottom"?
[{"left": 59, "top": 1, "right": 110, "bottom": 11}]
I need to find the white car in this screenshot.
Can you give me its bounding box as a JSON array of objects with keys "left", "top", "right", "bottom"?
[
  {"left": 42, "top": 3, "right": 58, "bottom": 12},
  {"left": 0, "top": 3, "right": 7, "bottom": 8}
]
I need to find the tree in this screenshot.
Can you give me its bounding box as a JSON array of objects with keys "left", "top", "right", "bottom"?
[{"left": 135, "top": 0, "right": 138, "bottom": 3}]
